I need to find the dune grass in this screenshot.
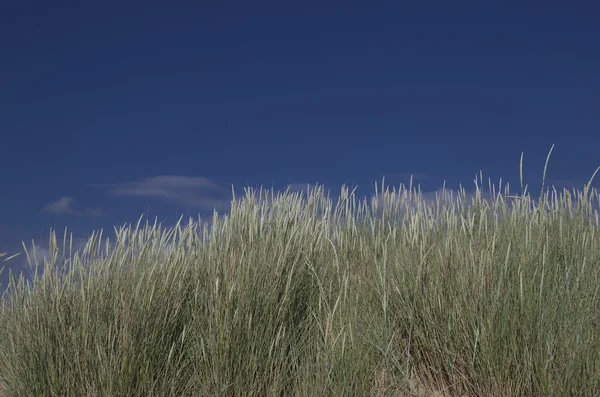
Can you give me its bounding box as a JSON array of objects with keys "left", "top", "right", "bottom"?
[{"left": 1, "top": 157, "right": 600, "bottom": 396}]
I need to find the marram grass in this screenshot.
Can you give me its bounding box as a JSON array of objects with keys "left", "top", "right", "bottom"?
[{"left": 1, "top": 163, "right": 600, "bottom": 396}]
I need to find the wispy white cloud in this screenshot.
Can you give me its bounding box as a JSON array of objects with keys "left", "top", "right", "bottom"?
[
  {"left": 5, "top": 236, "right": 97, "bottom": 283},
  {"left": 284, "top": 183, "right": 326, "bottom": 195},
  {"left": 98, "top": 175, "right": 232, "bottom": 211},
  {"left": 43, "top": 197, "right": 102, "bottom": 216},
  {"left": 378, "top": 172, "right": 432, "bottom": 184}
]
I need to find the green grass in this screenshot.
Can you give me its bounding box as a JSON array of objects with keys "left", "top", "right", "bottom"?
[{"left": 1, "top": 156, "right": 600, "bottom": 396}]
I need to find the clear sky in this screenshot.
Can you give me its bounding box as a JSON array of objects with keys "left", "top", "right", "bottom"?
[{"left": 1, "top": 2, "right": 599, "bottom": 291}]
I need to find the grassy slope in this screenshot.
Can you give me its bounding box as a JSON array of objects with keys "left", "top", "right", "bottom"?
[{"left": 1, "top": 160, "right": 599, "bottom": 396}]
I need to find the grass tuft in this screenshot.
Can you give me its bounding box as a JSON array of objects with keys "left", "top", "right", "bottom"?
[{"left": 1, "top": 157, "right": 600, "bottom": 396}]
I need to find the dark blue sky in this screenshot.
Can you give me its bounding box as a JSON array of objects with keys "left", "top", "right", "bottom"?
[{"left": 1, "top": 2, "right": 599, "bottom": 290}]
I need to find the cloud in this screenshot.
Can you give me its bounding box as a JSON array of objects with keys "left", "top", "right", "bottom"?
[
  {"left": 0, "top": 236, "right": 97, "bottom": 290},
  {"left": 379, "top": 172, "right": 432, "bottom": 183},
  {"left": 98, "top": 176, "right": 232, "bottom": 211},
  {"left": 43, "top": 196, "right": 102, "bottom": 216},
  {"left": 284, "top": 183, "right": 325, "bottom": 195}
]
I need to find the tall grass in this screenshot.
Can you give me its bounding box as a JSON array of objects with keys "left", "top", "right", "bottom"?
[{"left": 1, "top": 157, "right": 599, "bottom": 396}]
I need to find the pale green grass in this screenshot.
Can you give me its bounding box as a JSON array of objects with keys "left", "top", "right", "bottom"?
[{"left": 1, "top": 153, "right": 599, "bottom": 396}]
